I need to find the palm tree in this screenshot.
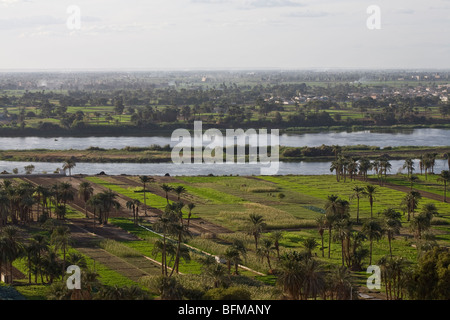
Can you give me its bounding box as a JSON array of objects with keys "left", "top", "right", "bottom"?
[
  {"left": 362, "top": 220, "right": 383, "bottom": 265},
  {"left": 30, "top": 234, "right": 49, "bottom": 284},
  {"left": 358, "top": 157, "right": 372, "bottom": 181},
  {"left": 269, "top": 230, "right": 284, "bottom": 259},
  {"left": 402, "top": 158, "right": 415, "bottom": 178},
  {"left": 246, "top": 213, "right": 266, "bottom": 250},
  {"left": 186, "top": 203, "right": 195, "bottom": 230},
  {"left": 161, "top": 184, "right": 173, "bottom": 204},
  {"left": 437, "top": 170, "right": 450, "bottom": 202},
  {"left": 63, "top": 158, "right": 76, "bottom": 177},
  {"left": 224, "top": 247, "right": 240, "bottom": 275},
  {"left": 350, "top": 185, "right": 365, "bottom": 224},
  {"left": 315, "top": 216, "right": 326, "bottom": 257},
  {"left": 139, "top": 176, "right": 153, "bottom": 216},
  {"left": 1, "top": 225, "right": 24, "bottom": 283},
  {"left": 401, "top": 191, "right": 422, "bottom": 221},
  {"left": 173, "top": 186, "right": 186, "bottom": 201},
  {"left": 50, "top": 226, "right": 71, "bottom": 275},
  {"left": 170, "top": 221, "right": 192, "bottom": 277},
  {"left": 277, "top": 253, "right": 304, "bottom": 300},
  {"left": 333, "top": 219, "right": 351, "bottom": 266},
  {"left": 410, "top": 213, "right": 431, "bottom": 239},
  {"left": 364, "top": 185, "right": 378, "bottom": 219},
  {"left": 257, "top": 239, "right": 275, "bottom": 273},
  {"left": 407, "top": 175, "right": 419, "bottom": 190},
  {"left": 152, "top": 211, "right": 177, "bottom": 276},
  {"left": 381, "top": 209, "right": 402, "bottom": 258},
  {"left": 421, "top": 203, "right": 439, "bottom": 220},
  {"left": 59, "top": 182, "right": 74, "bottom": 210},
  {"left": 328, "top": 266, "right": 354, "bottom": 300},
  {"left": 78, "top": 181, "right": 94, "bottom": 218},
  {"left": 302, "top": 258, "right": 325, "bottom": 300},
  {"left": 87, "top": 194, "right": 103, "bottom": 229},
  {"left": 302, "top": 237, "right": 319, "bottom": 259},
  {"left": 97, "top": 189, "right": 121, "bottom": 224}
]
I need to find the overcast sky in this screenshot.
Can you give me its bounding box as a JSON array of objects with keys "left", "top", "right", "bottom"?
[{"left": 0, "top": 0, "right": 449, "bottom": 70}]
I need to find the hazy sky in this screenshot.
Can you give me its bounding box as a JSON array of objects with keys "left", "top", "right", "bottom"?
[{"left": 0, "top": 0, "right": 449, "bottom": 70}]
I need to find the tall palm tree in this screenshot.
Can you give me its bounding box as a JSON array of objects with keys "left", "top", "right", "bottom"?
[
  {"left": 333, "top": 219, "right": 351, "bottom": 266},
  {"left": 78, "top": 181, "right": 94, "bottom": 218},
  {"left": 63, "top": 158, "right": 76, "bottom": 177},
  {"left": 97, "top": 189, "right": 121, "bottom": 224},
  {"left": 410, "top": 213, "right": 431, "bottom": 239},
  {"left": 269, "top": 230, "right": 284, "bottom": 259},
  {"left": 401, "top": 191, "right": 422, "bottom": 221},
  {"left": 302, "top": 237, "right": 319, "bottom": 259},
  {"left": 1, "top": 225, "right": 24, "bottom": 283},
  {"left": 50, "top": 226, "right": 71, "bottom": 275},
  {"left": 186, "top": 203, "right": 195, "bottom": 230},
  {"left": 358, "top": 157, "right": 372, "bottom": 181},
  {"left": 224, "top": 247, "right": 240, "bottom": 275},
  {"left": 381, "top": 209, "right": 402, "bottom": 258},
  {"left": 362, "top": 220, "right": 383, "bottom": 265},
  {"left": 161, "top": 184, "right": 173, "bottom": 204},
  {"left": 170, "top": 221, "right": 192, "bottom": 277},
  {"left": 315, "top": 216, "right": 326, "bottom": 257},
  {"left": 302, "top": 258, "right": 325, "bottom": 300},
  {"left": 402, "top": 158, "right": 415, "bottom": 178},
  {"left": 364, "top": 185, "right": 378, "bottom": 219},
  {"left": 87, "top": 194, "right": 103, "bottom": 229},
  {"left": 257, "top": 239, "right": 275, "bottom": 273},
  {"left": 139, "top": 176, "right": 153, "bottom": 216},
  {"left": 246, "top": 213, "right": 266, "bottom": 250},
  {"left": 437, "top": 170, "right": 450, "bottom": 202},
  {"left": 59, "top": 182, "right": 74, "bottom": 211},
  {"left": 350, "top": 185, "right": 365, "bottom": 224},
  {"left": 173, "top": 186, "right": 186, "bottom": 201},
  {"left": 153, "top": 211, "right": 177, "bottom": 276}
]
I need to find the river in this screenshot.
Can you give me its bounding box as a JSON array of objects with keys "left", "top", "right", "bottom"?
[
  {"left": 0, "top": 128, "right": 448, "bottom": 176},
  {"left": 0, "top": 128, "right": 449, "bottom": 150}
]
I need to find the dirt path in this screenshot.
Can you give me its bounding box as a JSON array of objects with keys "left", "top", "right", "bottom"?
[{"left": 67, "top": 221, "right": 161, "bottom": 282}]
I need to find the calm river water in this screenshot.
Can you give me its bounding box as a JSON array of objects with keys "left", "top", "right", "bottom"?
[
  {"left": 0, "top": 128, "right": 448, "bottom": 176},
  {"left": 0, "top": 128, "right": 449, "bottom": 150}
]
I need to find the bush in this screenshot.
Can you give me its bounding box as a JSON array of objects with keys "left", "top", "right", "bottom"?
[{"left": 203, "top": 287, "right": 251, "bottom": 300}]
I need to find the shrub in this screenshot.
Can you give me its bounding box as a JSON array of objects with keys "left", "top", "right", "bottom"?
[{"left": 203, "top": 287, "right": 251, "bottom": 300}]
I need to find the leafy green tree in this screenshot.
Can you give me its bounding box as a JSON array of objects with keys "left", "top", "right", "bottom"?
[{"left": 407, "top": 247, "right": 450, "bottom": 300}]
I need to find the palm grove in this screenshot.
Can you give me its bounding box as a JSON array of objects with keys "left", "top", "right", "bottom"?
[{"left": 1, "top": 165, "right": 450, "bottom": 299}]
